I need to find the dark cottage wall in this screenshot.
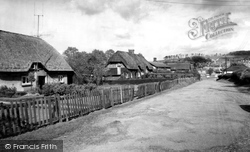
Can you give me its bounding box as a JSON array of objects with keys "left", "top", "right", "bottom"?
[
  {"left": 0, "top": 72, "right": 32, "bottom": 91},
  {"left": 106, "top": 63, "right": 134, "bottom": 79}
]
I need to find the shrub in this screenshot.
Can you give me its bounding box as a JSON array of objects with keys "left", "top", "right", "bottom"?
[
  {"left": 28, "top": 87, "right": 41, "bottom": 94},
  {"left": 85, "top": 83, "right": 97, "bottom": 90},
  {"left": 0, "top": 85, "right": 17, "bottom": 98},
  {"left": 230, "top": 69, "right": 244, "bottom": 83},
  {"left": 239, "top": 68, "right": 250, "bottom": 84},
  {"left": 40, "top": 83, "right": 97, "bottom": 96},
  {"left": 207, "top": 68, "right": 214, "bottom": 76},
  {"left": 41, "top": 83, "right": 55, "bottom": 96}
]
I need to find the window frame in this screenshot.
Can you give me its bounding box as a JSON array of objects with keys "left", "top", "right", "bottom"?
[
  {"left": 58, "top": 75, "right": 64, "bottom": 83},
  {"left": 21, "top": 76, "right": 31, "bottom": 86}
]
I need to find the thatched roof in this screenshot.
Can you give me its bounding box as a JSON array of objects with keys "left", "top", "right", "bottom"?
[
  {"left": 107, "top": 51, "right": 153, "bottom": 71},
  {"left": 149, "top": 61, "right": 170, "bottom": 68},
  {"left": 167, "top": 63, "right": 191, "bottom": 70},
  {"left": 0, "top": 30, "right": 73, "bottom": 72}
]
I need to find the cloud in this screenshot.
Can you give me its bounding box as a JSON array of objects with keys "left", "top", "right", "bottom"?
[
  {"left": 71, "top": 0, "right": 109, "bottom": 15},
  {"left": 110, "top": 0, "right": 147, "bottom": 21},
  {"left": 115, "top": 42, "right": 135, "bottom": 48},
  {"left": 71, "top": 0, "right": 149, "bottom": 22},
  {"left": 116, "top": 33, "right": 131, "bottom": 39}
]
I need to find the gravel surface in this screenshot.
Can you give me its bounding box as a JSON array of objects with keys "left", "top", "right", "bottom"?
[
  {"left": 54, "top": 79, "right": 250, "bottom": 152},
  {"left": 5, "top": 79, "right": 250, "bottom": 152}
]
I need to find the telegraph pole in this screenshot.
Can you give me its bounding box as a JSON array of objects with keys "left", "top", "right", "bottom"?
[
  {"left": 34, "top": 14, "right": 43, "bottom": 37},
  {"left": 34, "top": 2, "right": 43, "bottom": 38},
  {"left": 225, "top": 56, "right": 227, "bottom": 74}
]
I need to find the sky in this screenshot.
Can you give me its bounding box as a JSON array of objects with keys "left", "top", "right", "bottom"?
[{"left": 1, "top": 0, "right": 250, "bottom": 61}]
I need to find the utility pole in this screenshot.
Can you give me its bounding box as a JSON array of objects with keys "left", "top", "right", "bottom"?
[
  {"left": 34, "top": 2, "right": 43, "bottom": 38},
  {"left": 34, "top": 14, "right": 43, "bottom": 38},
  {"left": 225, "top": 56, "right": 227, "bottom": 74}
]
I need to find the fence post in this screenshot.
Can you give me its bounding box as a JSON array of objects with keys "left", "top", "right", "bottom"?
[
  {"left": 110, "top": 88, "right": 114, "bottom": 107},
  {"left": 57, "top": 95, "right": 62, "bottom": 122},
  {"left": 15, "top": 100, "right": 21, "bottom": 134},
  {"left": 145, "top": 84, "right": 147, "bottom": 96},
  {"left": 0, "top": 103, "right": 6, "bottom": 136},
  {"left": 130, "top": 86, "right": 133, "bottom": 101},
  {"left": 48, "top": 97, "right": 53, "bottom": 125},
  {"left": 32, "top": 98, "right": 37, "bottom": 130},
  {"left": 10, "top": 101, "right": 16, "bottom": 135},
  {"left": 101, "top": 90, "right": 105, "bottom": 109},
  {"left": 65, "top": 95, "right": 70, "bottom": 121},
  {"left": 27, "top": 100, "right": 33, "bottom": 129},
  {"left": 120, "top": 86, "right": 123, "bottom": 104},
  {"left": 131, "top": 86, "right": 134, "bottom": 101}
]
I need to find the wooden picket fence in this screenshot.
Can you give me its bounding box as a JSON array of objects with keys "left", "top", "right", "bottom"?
[
  {"left": 136, "top": 77, "right": 197, "bottom": 98},
  {"left": 0, "top": 77, "right": 196, "bottom": 138}
]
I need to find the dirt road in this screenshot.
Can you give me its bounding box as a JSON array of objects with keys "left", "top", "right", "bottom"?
[{"left": 57, "top": 79, "right": 250, "bottom": 152}]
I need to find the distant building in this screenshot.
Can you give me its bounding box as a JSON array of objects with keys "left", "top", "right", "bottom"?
[
  {"left": 223, "top": 64, "right": 248, "bottom": 74},
  {"left": 105, "top": 50, "right": 153, "bottom": 80},
  {"left": 149, "top": 58, "right": 171, "bottom": 72},
  {"left": 166, "top": 63, "right": 193, "bottom": 73},
  {"left": 0, "top": 30, "right": 74, "bottom": 91}
]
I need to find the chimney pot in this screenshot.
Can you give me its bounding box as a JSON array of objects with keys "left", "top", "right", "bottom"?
[
  {"left": 153, "top": 57, "right": 157, "bottom": 62},
  {"left": 128, "top": 49, "right": 134, "bottom": 54}
]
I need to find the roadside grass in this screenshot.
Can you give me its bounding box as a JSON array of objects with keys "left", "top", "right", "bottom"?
[{"left": 2, "top": 109, "right": 107, "bottom": 141}]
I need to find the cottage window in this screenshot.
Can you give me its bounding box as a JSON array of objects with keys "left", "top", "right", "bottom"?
[
  {"left": 58, "top": 75, "right": 64, "bottom": 83},
  {"left": 21, "top": 76, "right": 31, "bottom": 86}
]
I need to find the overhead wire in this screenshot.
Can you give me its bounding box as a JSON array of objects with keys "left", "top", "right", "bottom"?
[
  {"left": 202, "top": 0, "right": 250, "bottom": 2},
  {"left": 146, "top": 0, "right": 250, "bottom": 6}
]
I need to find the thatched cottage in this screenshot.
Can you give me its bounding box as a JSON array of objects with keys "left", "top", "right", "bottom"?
[
  {"left": 149, "top": 58, "right": 171, "bottom": 72},
  {"left": 0, "top": 30, "right": 74, "bottom": 91},
  {"left": 105, "top": 50, "right": 153, "bottom": 80}
]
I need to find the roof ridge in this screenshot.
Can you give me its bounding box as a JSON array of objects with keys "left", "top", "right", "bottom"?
[{"left": 0, "top": 30, "right": 41, "bottom": 40}]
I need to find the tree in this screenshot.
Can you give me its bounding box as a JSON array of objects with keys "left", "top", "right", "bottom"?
[
  {"left": 63, "top": 47, "right": 79, "bottom": 57},
  {"left": 105, "top": 49, "right": 115, "bottom": 60},
  {"left": 63, "top": 47, "right": 91, "bottom": 83},
  {"left": 63, "top": 47, "right": 109, "bottom": 85},
  {"left": 191, "top": 56, "right": 210, "bottom": 68},
  {"left": 183, "top": 57, "right": 192, "bottom": 63},
  {"left": 27, "top": 72, "right": 36, "bottom": 89},
  {"left": 92, "top": 49, "right": 107, "bottom": 65},
  {"left": 89, "top": 50, "right": 108, "bottom": 84}
]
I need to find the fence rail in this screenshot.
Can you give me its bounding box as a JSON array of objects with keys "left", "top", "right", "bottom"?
[{"left": 0, "top": 77, "right": 197, "bottom": 138}]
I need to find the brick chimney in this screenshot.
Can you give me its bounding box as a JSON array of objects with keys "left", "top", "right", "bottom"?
[
  {"left": 153, "top": 57, "right": 157, "bottom": 62},
  {"left": 128, "top": 49, "right": 134, "bottom": 54}
]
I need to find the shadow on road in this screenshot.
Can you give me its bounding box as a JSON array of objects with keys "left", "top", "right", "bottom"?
[
  {"left": 208, "top": 87, "right": 240, "bottom": 93},
  {"left": 217, "top": 80, "right": 250, "bottom": 95},
  {"left": 240, "top": 105, "right": 250, "bottom": 113}
]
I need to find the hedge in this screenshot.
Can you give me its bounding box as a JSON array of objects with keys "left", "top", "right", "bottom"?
[{"left": 41, "top": 83, "right": 97, "bottom": 96}]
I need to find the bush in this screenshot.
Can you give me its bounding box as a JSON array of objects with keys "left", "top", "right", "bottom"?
[
  {"left": 230, "top": 69, "right": 244, "bottom": 83},
  {"left": 238, "top": 68, "right": 250, "bottom": 84},
  {"left": 0, "top": 85, "right": 17, "bottom": 98},
  {"left": 207, "top": 68, "right": 214, "bottom": 76},
  {"left": 28, "top": 87, "right": 41, "bottom": 94},
  {"left": 40, "top": 83, "right": 97, "bottom": 96},
  {"left": 41, "top": 83, "right": 55, "bottom": 96}
]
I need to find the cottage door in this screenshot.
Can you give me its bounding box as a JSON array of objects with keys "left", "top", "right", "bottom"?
[{"left": 38, "top": 76, "right": 45, "bottom": 89}]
